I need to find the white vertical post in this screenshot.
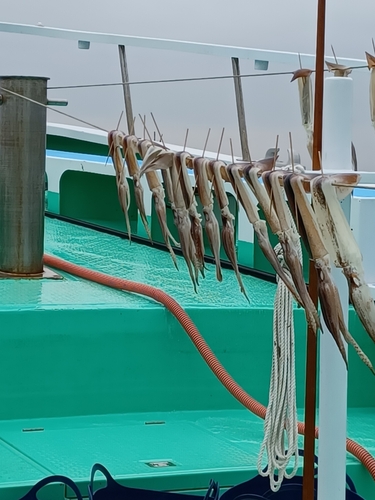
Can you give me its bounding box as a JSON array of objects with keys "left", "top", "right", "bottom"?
[{"left": 318, "top": 76, "right": 353, "bottom": 500}]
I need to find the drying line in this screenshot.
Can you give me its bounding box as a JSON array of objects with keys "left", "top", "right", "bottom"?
[
  {"left": 0, "top": 86, "right": 107, "bottom": 132},
  {"left": 48, "top": 65, "right": 368, "bottom": 90}
]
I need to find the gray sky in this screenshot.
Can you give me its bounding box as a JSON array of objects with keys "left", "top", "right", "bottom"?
[{"left": 1, "top": 0, "right": 375, "bottom": 167}]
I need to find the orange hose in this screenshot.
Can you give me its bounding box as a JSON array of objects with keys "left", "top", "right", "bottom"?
[{"left": 44, "top": 254, "right": 375, "bottom": 481}]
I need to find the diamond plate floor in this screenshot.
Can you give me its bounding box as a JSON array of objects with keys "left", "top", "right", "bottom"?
[{"left": 0, "top": 218, "right": 277, "bottom": 311}]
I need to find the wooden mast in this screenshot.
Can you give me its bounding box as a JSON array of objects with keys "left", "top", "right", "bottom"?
[{"left": 302, "top": 0, "right": 326, "bottom": 498}]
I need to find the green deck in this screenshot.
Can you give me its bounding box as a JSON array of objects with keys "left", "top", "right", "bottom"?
[{"left": 0, "top": 218, "right": 374, "bottom": 499}]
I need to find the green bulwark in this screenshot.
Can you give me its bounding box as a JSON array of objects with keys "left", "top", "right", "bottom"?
[{"left": 60, "top": 170, "right": 138, "bottom": 232}]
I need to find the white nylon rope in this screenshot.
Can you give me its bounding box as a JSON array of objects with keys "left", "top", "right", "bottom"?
[{"left": 257, "top": 215, "right": 302, "bottom": 492}]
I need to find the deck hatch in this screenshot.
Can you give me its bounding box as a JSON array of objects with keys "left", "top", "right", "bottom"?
[{"left": 145, "top": 461, "right": 176, "bottom": 468}]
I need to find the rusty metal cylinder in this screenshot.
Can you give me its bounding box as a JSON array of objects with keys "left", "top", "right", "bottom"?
[{"left": 0, "top": 76, "right": 48, "bottom": 276}]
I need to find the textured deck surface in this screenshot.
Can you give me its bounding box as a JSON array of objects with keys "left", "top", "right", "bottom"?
[
  {"left": 1, "top": 408, "right": 375, "bottom": 499},
  {"left": 0, "top": 217, "right": 277, "bottom": 310}
]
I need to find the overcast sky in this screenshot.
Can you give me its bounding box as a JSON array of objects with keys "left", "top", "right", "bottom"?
[{"left": 1, "top": 0, "right": 375, "bottom": 168}]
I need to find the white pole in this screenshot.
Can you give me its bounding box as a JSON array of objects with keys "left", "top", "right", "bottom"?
[{"left": 317, "top": 76, "right": 353, "bottom": 500}]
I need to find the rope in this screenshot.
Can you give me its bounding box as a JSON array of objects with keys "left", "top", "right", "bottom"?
[
  {"left": 257, "top": 216, "right": 302, "bottom": 491},
  {"left": 0, "top": 86, "right": 107, "bottom": 132},
  {"left": 47, "top": 65, "right": 368, "bottom": 90}
]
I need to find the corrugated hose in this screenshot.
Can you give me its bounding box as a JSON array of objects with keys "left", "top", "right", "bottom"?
[{"left": 44, "top": 253, "right": 375, "bottom": 482}]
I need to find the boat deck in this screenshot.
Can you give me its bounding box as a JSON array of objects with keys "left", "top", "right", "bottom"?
[
  {"left": 1, "top": 408, "right": 375, "bottom": 499},
  {"left": 0, "top": 218, "right": 374, "bottom": 499}
]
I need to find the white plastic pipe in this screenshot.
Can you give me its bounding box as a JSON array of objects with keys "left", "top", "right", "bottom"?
[{"left": 317, "top": 76, "right": 353, "bottom": 500}]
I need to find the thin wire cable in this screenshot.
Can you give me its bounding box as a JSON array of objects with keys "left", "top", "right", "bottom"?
[
  {"left": 1, "top": 63, "right": 368, "bottom": 132},
  {"left": 0, "top": 86, "right": 107, "bottom": 132},
  {"left": 47, "top": 65, "right": 368, "bottom": 90}
]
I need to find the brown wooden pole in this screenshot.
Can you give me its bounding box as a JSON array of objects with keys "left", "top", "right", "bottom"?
[
  {"left": 312, "top": 0, "right": 326, "bottom": 172},
  {"left": 303, "top": 262, "right": 319, "bottom": 500},
  {"left": 118, "top": 45, "right": 135, "bottom": 135},
  {"left": 231, "top": 57, "right": 251, "bottom": 161},
  {"left": 303, "top": 0, "right": 326, "bottom": 499}
]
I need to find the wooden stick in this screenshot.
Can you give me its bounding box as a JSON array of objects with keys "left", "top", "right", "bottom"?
[
  {"left": 289, "top": 131, "right": 295, "bottom": 173},
  {"left": 138, "top": 114, "right": 153, "bottom": 143},
  {"left": 289, "top": 131, "right": 299, "bottom": 231},
  {"left": 143, "top": 114, "right": 146, "bottom": 140},
  {"left": 318, "top": 151, "right": 324, "bottom": 175},
  {"left": 130, "top": 116, "right": 136, "bottom": 136},
  {"left": 372, "top": 38, "right": 375, "bottom": 53},
  {"left": 202, "top": 128, "right": 211, "bottom": 157},
  {"left": 216, "top": 127, "right": 225, "bottom": 160},
  {"left": 298, "top": 53, "right": 303, "bottom": 69},
  {"left": 272, "top": 135, "right": 279, "bottom": 170},
  {"left": 331, "top": 44, "right": 338, "bottom": 64},
  {"left": 117, "top": 110, "right": 124, "bottom": 131},
  {"left": 150, "top": 112, "right": 166, "bottom": 148},
  {"left": 183, "top": 128, "right": 189, "bottom": 152},
  {"left": 268, "top": 135, "right": 279, "bottom": 216},
  {"left": 229, "top": 138, "right": 235, "bottom": 164}
]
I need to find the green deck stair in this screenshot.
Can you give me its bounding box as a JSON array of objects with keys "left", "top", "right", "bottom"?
[{"left": 0, "top": 218, "right": 374, "bottom": 499}]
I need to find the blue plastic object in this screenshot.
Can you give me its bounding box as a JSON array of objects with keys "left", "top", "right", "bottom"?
[
  {"left": 88, "top": 463, "right": 220, "bottom": 500},
  {"left": 18, "top": 475, "right": 84, "bottom": 500},
  {"left": 220, "top": 451, "right": 364, "bottom": 500}
]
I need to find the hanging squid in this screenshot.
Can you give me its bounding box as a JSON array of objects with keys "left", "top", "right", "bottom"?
[
  {"left": 262, "top": 170, "right": 321, "bottom": 334},
  {"left": 108, "top": 130, "right": 132, "bottom": 239},
  {"left": 139, "top": 146, "right": 179, "bottom": 269},
  {"left": 140, "top": 146, "right": 200, "bottom": 290},
  {"left": 122, "top": 134, "right": 152, "bottom": 240},
  {"left": 291, "top": 65, "right": 357, "bottom": 169},
  {"left": 290, "top": 69, "right": 314, "bottom": 160},
  {"left": 208, "top": 160, "right": 248, "bottom": 300},
  {"left": 175, "top": 152, "right": 206, "bottom": 278},
  {"left": 226, "top": 162, "right": 303, "bottom": 308},
  {"left": 192, "top": 157, "right": 222, "bottom": 282},
  {"left": 284, "top": 173, "right": 374, "bottom": 372},
  {"left": 311, "top": 174, "right": 375, "bottom": 346}
]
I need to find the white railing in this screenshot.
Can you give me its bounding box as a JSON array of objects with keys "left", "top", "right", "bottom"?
[{"left": 0, "top": 21, "right": 367, "bottom": 69}]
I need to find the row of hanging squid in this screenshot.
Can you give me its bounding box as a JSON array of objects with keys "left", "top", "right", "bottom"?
[
  {"left": 108, "top": 128, "right": 375, "bottom": 374},
  {"left": 106, "top": 50, "right": 375, "bottom": 372}
]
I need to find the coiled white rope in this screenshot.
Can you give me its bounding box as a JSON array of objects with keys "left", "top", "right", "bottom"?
[{"left": 257, "top": 219, "right": 302, "bottom": 492}]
